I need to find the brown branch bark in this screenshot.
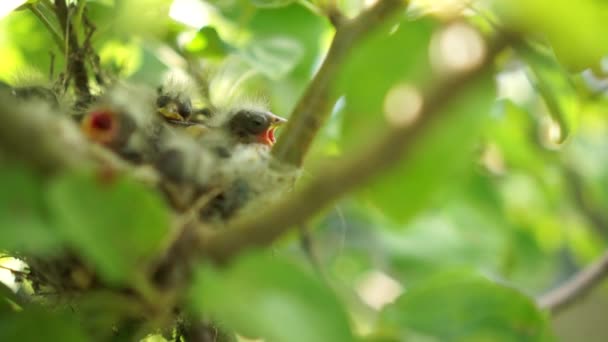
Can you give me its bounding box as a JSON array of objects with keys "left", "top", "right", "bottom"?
[
  {"left": 538, "top": 250, "right": 608, "bottom": 315},
  {"left": 271, "top": 0, "right": 408, "bottom": 167},
  {"left": 55, "top": 0, "right": 91, "bottom": 102},
  {"left": 198, "top": 35, "right": 511, "bottom": 263}
]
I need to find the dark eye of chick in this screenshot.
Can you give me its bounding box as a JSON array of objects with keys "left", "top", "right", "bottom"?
[
  {"left": 178, "top": 99, "right": 192, "bottom": 119},
  {"left": 230, "top": 110, "right": 269, "bottom": 135},
  {"left": 156, "top": 95, "right": 170, "bottom": 108}
]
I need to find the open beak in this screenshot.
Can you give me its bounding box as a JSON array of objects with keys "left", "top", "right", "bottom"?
[
  {"left": 158, "top": 101, "right": 184, "bottom": 123},
  {"left": 257, "top": 114, "right": 287, "bottom": 146},
  {"left": 81, "top": 109, "right": 120, "bottom": 145}
]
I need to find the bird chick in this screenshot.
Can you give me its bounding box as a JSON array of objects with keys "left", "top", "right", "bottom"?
[
  {"left": 226, "top": 108, "right": 287, "bottom": 146},
  {"left": 80, "top": 84, "right": 162, "bottom": 162},
  {"left": 156, "top": 86, "right": 194, "bottom": 124}
]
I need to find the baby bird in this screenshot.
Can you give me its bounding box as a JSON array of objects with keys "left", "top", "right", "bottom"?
[
  {"left": 80, "top": 83, "right": 163, "bottom": 163},
  {"left": 226, "top": 108, "right": 286, "bottom": 146},
  {"left": 156, "top": 85, "right": 194, "bottom": 125}
]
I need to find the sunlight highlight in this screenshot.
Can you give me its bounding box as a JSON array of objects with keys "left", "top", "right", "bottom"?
[
  {"left": 383, "top": 83, "right": 423, "bottom": 127},
  {"left": 356, "top": 270, "right": 403, "bottom": 310},
  {"left": 0, "top": 0, "right": 26, "bottom": 20},
  {"left": 170, "top": 0, "right": 210, "bottom": 29},
  {"left": 430, "top": 22, "right": 486, "bottom": 74}
]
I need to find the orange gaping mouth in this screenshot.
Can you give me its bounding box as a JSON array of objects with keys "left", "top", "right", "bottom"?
[
  {"left": 258, "top": 126, "right": 277, "bottom": 146},
  {"left": 81, "top": 109, "right": 119, "bottom": 145}
]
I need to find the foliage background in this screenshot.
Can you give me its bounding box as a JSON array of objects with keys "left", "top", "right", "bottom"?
[{"left": 2, "top": 0, "right": 608, "bottom": 341}]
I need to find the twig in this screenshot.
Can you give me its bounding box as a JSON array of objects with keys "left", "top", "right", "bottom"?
[
  {"left": 538, "top": 250, "right": 608, "bottom": 315},
  {"left": 198, "top": 35, "right": 512, "bottom": 263},
  {"left": 536, "top": 167, "right": 608, "bottom": 314},
  {"left": 0, "top": 264, "right": 28, "bottom": 275},
  {"left": 271, "top": 0, "right": 408, "bottom": 167},
  {"left": 55, "top": 0, "right": 91, "bottom": 102}
]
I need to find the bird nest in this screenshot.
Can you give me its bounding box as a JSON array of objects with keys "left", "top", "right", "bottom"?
[{"left": 1, "top": 70, "right": 298, "bottom": 339}]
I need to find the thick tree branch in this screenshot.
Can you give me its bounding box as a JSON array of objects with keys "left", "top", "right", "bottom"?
[
  {"left": 538, "top": 249, "right": 608, "bottom": 315},
  {"left": 199, "top": 35, "right": 511, "bottom": 263},
  {"left": 271, "top": 0, "right": 408, "bottom": 166}
]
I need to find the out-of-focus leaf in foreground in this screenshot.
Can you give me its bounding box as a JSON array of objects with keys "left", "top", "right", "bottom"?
[
  {"left": 46, "top": 172, "right": 170, "bottom": 285},
  {"left": 0, "top": 164, "right": 58, "bottom": 253},
  {"left": 0, "top": 307, "right": 87, "bottom": 341},
  {"left": 494, "top": 0, "right": 608, "bottom": 71},
  {"left": 190, "top": 252, "right": 355, "bottom": 342},
  {"left": 378, "top": 271, "right": 553, "bottom": 341},
  {"left": 336, "top": 17, "right": 495, "bottom": 224}
]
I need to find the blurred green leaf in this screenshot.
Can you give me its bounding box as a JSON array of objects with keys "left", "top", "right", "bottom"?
[
  {"left": 251, "top": 0, "right": 296, "bottom": 8},
  {"left": 185, "top": 26, "right": 232, "bottom": 58},
  {"left": 0, "top": 308, "right": 87, "bottom": 341},
  {"left": 245, "top": 4, "right": 327, "bottom": 77},
  {"left": 364, "top": 73, "right": 494, "bottom": 223},
  {"left": 517, "top": 43, "right": 579, "bottom": 142},
  {"left": 1, "top": 9, "right": 60, "bottom": 76},
  {"left": 240, "top": 36, "right": 304, "bottom": 79},
  {"left": 378, "top": 271, "right": 553, "bottom": 341},
  {"left": 337, "top": 17, "right": 435, "bottom": 139},
  {"left": 494, "top": 0, "right": 608, "bottom": 71},
  {"left": 488, "top": 99, "right": 546, "bottom": 173},
  {"left": 99, "top": 39, "right": 143, "bottom": 77},
  {"left": 190, "top": 252, "right": 355, "bottom": 342},
  {"left": 46, "top": 172, "right": 170, "bottom": 284},
  {"left": 0, "top": 165, "right": 58, "bottom": 253}
]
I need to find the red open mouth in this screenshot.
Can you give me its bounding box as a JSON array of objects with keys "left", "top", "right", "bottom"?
[
  {"left": 258, "top": 126, "right": 277, "bottom": 146},
  {"left": 81, "top": 109, "right": 119, "bottom": 145}
]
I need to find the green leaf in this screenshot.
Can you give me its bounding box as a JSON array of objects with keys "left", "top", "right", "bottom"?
[
  {"left": 488, "top": 99, "right": 546, "bottom": 173},
  {"left": 335, "top": 18, "right": 496, "bottom": 224},
  {"left": 251, "top": 0, "right": 296, "bottom": 8},
  {"left": 190, "top": 252, "right": 355, "bottom": 342},
  {"left": 0, "top": 165, "right": 59, "bottom": 253},
  {"left": 245, "top": 4, "right": 327, "bottom": 78},
  {"left": 378, "top": 271, "right": 553, "bottom": 341},
  {"left": 337, "top": 17, "right": 436, "bottom": 142},
  {"left": 0, "top": 307, "right": 88, "bottom": 341},
  {"left": 517, "top": 43, "right": 579, "bottom": 142},
  {"left": 367, "top": 73, "right": 494, "bottom": 224},
  {"left": 494, "top": 0, "right": 608, "bottom": 71},
  {"left": 240, "top": 36, "right": 304, "bottom": 79},
  {"left": 337, "top": 17, "right": 487, "bottom": 224},
  {"left": 46, "top": 172, "right": 170, "bottom": 284},
  {"left": 185, "top": 26, "right": 232, "bottom": 58}
]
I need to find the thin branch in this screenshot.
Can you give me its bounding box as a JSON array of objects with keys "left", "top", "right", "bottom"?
[
  {"left": 271, "top": 0, "right": 408, "bottom": 167},
  {"left": 536, "top": 167, "right": 608, "bottom": 314},
  {"left": 198, "top": 35, "right": 511, "bottom": 263},
  {"left": 55, "top": 0, "right": 91, "bottom": 102},
  {"left": 538, "top": 249, "right": 608, "bottom": 315}
]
